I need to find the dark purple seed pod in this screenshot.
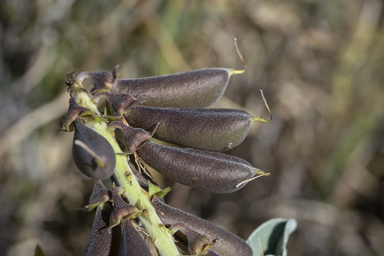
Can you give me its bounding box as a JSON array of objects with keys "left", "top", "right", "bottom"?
[
  {"left": 72, "top": 118, "right": 116, "bottom": 180},
  {"left": 83, "top": 203, "right": 118, "bottom": 256},
  {"left": 78, "top": 40, "right": 246, "bottom": 108},
  {"left": 78, "top": 68, "right": 243, "bottom": 108},
  {"left": 82, "top": 180, "right": 111, "bottom": 211},
  {"left": 93, "top": 92, "right": 139, "bottom": 116},
  {"left": 152, "top": 199, "right": 252, "bottom": 256},
  {"left": 170, "top": 223, "right": 217, "bottom": 255},
  {"left": 108, "top": 121, "right": 157, "bottom": 154},
  {"left": 119, "top": 219, "right": 152, "bottom": 256},
  {"left": 136, "top": 141, "right": 265, "bottom": 193},
  {"left": 81, "top": 70, "right": 115, "bottom": 92},
  {"left": 111, "top": 68, "right": 238, "bottom": 108},
  {"left": 109, "top": 187, "right": 141, "bottom": 231},
  {"left": 61, "top": 97, "right": 94, "bottom": 132},
  {"left": 122, "top": 105, "right": 268, "bottom": 151}
]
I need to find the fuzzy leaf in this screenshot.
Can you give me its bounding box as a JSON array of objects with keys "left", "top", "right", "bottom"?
[
  {"left": 246, "top": 218, "right": 297, "bottom": 256},
  {"left": 33, "top": 244, "right": 45, "bottom": 256}
]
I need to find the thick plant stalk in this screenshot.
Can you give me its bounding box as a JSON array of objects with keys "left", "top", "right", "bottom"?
[{"left": 68, "top": 79, "right": 179, "bottom": 256}]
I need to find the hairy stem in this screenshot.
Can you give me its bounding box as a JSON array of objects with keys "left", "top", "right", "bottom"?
[{"left": 70, "top": 80, "right": 179, "bottom": 256}]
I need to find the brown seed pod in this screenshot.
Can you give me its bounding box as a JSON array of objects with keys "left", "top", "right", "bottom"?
[
  {"left": 152, "top": 199, "right": 252, "bottom": 256},
  {"left": 72, "top": 118, "right": 116, "bottom": 180},
  {"left": 136, "top": 140, "right": 267, "bottom": 193}
]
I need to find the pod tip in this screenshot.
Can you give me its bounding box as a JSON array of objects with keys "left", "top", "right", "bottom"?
[
  {"left": 235, "top": 169, "right": 270, "bottom": 188},
  {"left": 65, "top": 71, "right": 77, "bottom": 86},
  {"left": 230, "top": 38, "right": 247, "bottom": 75},
  {"left": 254, "top": 169, "right": 270, "bottom": 176},
  {"left": 252, "top": 90, "right": 272, "bottom": 123},
  {"left": 260, "top": 90, "right": 272, "bottom": 122},
  {"left": 112, "top": 65, "right": 122, "bottom": 81}
]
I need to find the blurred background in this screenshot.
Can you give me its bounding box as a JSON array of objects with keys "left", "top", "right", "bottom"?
[{"left": 1, "top": 0, "right": 384, "bottom": 255}]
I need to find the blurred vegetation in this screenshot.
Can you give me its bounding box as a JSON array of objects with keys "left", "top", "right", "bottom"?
[{"left": 1, "top": 0, "right": 384, "bottom": 255}]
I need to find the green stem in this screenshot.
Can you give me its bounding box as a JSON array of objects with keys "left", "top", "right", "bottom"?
[{"left": 71, "top": 81, "right": 180, "bottom": 256}]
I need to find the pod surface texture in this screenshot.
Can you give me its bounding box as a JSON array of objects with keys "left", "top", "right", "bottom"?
[{"left": 112, "top": 68, "right": 230, "bottom": 108}]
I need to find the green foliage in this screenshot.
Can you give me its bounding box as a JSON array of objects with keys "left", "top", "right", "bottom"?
[
  {"left": 247, "top": 219, "right": 297, "bottom": 256},
  {"left": 33, "top": 244, "right": 45, "bottom": 256}
]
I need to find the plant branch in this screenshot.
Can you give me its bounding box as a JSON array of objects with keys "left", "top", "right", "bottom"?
[{"left": 69, "top": 79, "right": 180, "bottom": 256}]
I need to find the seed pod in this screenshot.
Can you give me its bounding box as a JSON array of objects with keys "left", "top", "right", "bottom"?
[
  {"left": 83, "top": 203, "right": 118, "bottom": 256},
  {"left": 60, "top": 97, "right": 96, "bottom": 132},
  {"left": 136, "top": 140, "right": 265, "bottom": 193},
  {"left": 122, "top": 105, "right": 268, "bottom": 151},
  {"left": 78, "top": 40, "right": 246, "bottom": 108},
  {"left": 72, "top": 118, "right": 116, "bottom": 180},
  {"left": 83, "top": 180, "right": 111, "bottom": 211},
  {"left": 108, "top": 187, "right": 150, "bottom": 255},
  {"left": 152, "top": 199, "right": 252, "bottom": 256},
  {"left": 93, "top": 92, "right": 138, "bottom": 116},
  {"left": 113, "top": 68, "right": 244, "bottom": 108},
  {"left": 108, "top": 121, "right": 156, "bottom": 154},
  {"left": 79, "top": 68, "right": 241, "bottom": 108},
  {"left": 89, "top": 180, "right": 110, "bottom": 205},
  {"left": 119, "top": 219, "right": 152, "bottom": 256},
  {"left": 170, "top": 223, "right": 217, "bottom": 255},
  {"left": 109, "top": 187, "right": 141, "bottom": 231}
]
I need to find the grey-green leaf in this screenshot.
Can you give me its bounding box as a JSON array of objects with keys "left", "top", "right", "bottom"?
[
  {"left": 33, "top": 244, "right": 45, "bottom": 256},
  {"left": 246, "top": 218, "right": 297, "bottom": 256}
]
